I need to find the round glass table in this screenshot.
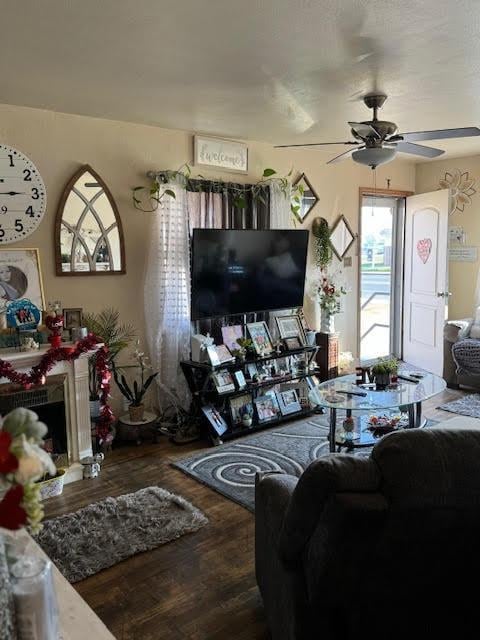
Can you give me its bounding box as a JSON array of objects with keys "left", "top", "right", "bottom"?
[{"left": 308, "top": 371, "right": 446, "bottom": 452}]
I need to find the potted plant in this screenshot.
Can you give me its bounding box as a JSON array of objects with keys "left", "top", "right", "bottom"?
[
  {"left": 113, "top": 345, "right": 159, "bottom": 422},
  {"left": 36, "top": 467, "right": 67, "bottom": 500},
  {"left": 83, "top": 308, "right": 135, "bottom": 417},
  {"left": 235, "top": 337, "right": 255, "bottom": 359},
  {"left": 370, "top": 357, "right": 398, "bottom": 389}
]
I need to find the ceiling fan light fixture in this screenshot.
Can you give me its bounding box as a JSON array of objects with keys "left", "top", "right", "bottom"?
[{"left": 352, "top": 146, "right": 397, "bottom": 168}]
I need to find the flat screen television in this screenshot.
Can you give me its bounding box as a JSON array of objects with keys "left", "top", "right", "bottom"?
[{"left": 191, "top": 229, "right": 309, "bottom": 320}]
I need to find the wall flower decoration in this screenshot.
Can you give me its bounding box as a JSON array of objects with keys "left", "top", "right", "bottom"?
[{"left": 438, "top": 169, "right": 477, "bottom": 214}]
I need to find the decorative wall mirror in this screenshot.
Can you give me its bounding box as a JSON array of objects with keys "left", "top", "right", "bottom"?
[
  {"left": 293, "top": 173, "right": 319, "bottom": 222},
  {"left": 329, "top": 214, "right": 355, "bottom": 260},
  {"left": 55, "top": 165, "right": 125, "bottom": 275}
]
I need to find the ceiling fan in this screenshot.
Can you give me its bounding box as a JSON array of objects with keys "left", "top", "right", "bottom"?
[{"left": 275, "top": 93, "right": 480, "bottom": 169}]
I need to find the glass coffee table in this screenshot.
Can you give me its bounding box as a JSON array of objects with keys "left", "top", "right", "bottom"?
[{"left": 308, "top": 371, "right": 446, "bottom": 453}]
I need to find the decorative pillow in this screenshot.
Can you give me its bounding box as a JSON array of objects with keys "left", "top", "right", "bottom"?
[{"left": 469, "top": 306, "right": 480, "bottom": 340}]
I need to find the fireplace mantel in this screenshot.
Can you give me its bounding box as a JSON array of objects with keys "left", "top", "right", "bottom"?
[{"left": 0, "top": 342, "right": 101, "bottom": 483}]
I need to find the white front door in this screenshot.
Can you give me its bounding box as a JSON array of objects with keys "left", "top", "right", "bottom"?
[{"left": 403, "top": 189, "right": 450, "bottom": 375}]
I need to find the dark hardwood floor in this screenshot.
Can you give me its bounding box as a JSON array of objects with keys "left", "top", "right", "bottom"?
[{"left": 44, "top": 387, "right": 464, "bottom": 640}]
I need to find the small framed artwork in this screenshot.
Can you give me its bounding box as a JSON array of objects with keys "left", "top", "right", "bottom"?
[
  {"left": 63, "top": 307, "right": 83, "bottom": 330},
  {"left": 276, "top": 314, "right": 306, "bottom": 345},
  {"left": 193, "top": 135, "right": 248, "bottom": 174},
  {"left": 277, "top": 389, "right": 302, "bottom": 416},
  {"left": 214, "top": 344, "right": 235, "bottom": 364},
  {"left": 283, "top": 336, "right": 303, "bottom": 351},
  {"left": 247, "top": 321, "right": 274, "bottom": 356},
  {"left": 0, "top": 248, "right": 45, "bottom": 314},
  {"left": 221, "top": 325, "right": 243, "bottom": 352},
  {"left": 233, "top": 370, "right": 247, "bottom": 390},
  {"left": 212, "top": 369, "right": 236, "bottom": 394},
  {"left": 229, "top": 394, "right": 254, "bottom": 428},
  {"left": 206, "top": 345, "right": 221, "bottom": 367},
  {"left": 201, "top": 405, "right": 228, "bottom": 436},
  {"left": 254, "top": 393, "right": 281, "bottom": 423},
  {"left": 246, "top": 362, "right": 258, "bottom": 380}
]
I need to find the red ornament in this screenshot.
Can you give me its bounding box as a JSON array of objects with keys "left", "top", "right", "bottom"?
[
  {"left": 0, "top": 485, "right": 27, "bottom": 530},
  {"left": 45, "top": 312, "right": 64, "bottom": 349}
]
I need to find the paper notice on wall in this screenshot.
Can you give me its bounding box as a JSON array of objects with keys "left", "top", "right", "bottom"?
[{"left": 448, "top": 246, "right": 478, "bottom": 262}]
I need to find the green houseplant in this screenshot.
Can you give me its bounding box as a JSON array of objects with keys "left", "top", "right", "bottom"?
[
  {"left": 113, "top": 346, "right": 158, "bottom": 422},
  {"left": 82, "top": 308, "right": 135, "bottom": 415},
  {"left": 370, "top": 357, "right": 398, "bottom": 389}
]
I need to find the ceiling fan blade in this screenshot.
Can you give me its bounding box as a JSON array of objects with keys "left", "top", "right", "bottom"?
[
  {"left": 394, "top": 141, "right": 444, "bottom": 158},
  {"left": 399, "top": 127, "right": 480, "bottom": 142},
  {"left": 326, "top": 148, "right": 359, "bottom": 164},
  {"left": 274, "top": 141, "right": 360, "bottom": 148},
  {"left": 348, "top": 121, "right": 381, "bottom": 139}
]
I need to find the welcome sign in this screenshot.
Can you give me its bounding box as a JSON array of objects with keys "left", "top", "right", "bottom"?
[{"left": 194, "top": 135, "right": 248, "bottom": 174}]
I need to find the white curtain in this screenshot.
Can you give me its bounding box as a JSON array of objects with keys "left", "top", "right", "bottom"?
[
  {"left": 144, "top": 183, "right": 191, "bottom": 410},
  {"left": 270, "top": 182, "right": 293, "bottom": 230}
]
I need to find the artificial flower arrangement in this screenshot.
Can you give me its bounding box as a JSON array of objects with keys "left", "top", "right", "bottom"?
[
  {"left": 0, "top": 408, "right": 55, "bottom": 533},
  {"left": 317, "top": 273, "right": 347, "bottom": 315}
]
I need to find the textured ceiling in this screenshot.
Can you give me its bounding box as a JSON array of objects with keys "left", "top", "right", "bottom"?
[{"left": 1, "top": 0, "right": 480, "bottom": 159}]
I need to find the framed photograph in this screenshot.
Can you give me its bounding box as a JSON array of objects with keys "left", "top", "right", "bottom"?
[
  {"left": 221, "top": 325, "right": 243, "bottom": 352},
  {"left": 193, "top": 135, "right": 248, "bottom": 174},
  {"left": 206, "top": 344, "right": 221, "bottom": 367},
  {"left": 212, "top": 369, "right": 235, "bottom": 394},
  {"left": 276, "top": 314, "right": 306, "bottom": 345},
  {"left": 215, "top": 344, "right": 235, "bottom": 364},
  {"left": 277, "top": 389, "right": 302, "bottom": 416},
  {"left": 229, "top": 394, "right": 254, "bottom": 427},
  {"left": 254, "top": 393, "right": 281, "bottom": 423},
  {"left": 201, "top": 405, "right": 228, "bottom": 436},
  {"left": 63, "top": 307, "right": 83, "bottom": 330},
  {"left": 233, "top": 370, "right": 247, "bottom": 390},
  {"left": 246, "top": 362, "right": 258, "bottom": 380},
  {"left": 0, "top": 248, "right": 45, "bottom": 314},
  {"left": 283, "top": 336, "right": 303, "bottom": 351},
  {"left": 247, "top": 321, "right": 274, "bottom": 356}
]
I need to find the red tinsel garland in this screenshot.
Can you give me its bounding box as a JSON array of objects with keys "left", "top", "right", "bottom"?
[{"left": 0, "top": 334, "right": 114, "bottom": 444}]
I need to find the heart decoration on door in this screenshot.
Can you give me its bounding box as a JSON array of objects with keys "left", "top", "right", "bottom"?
[{"left": 417, "top": 238, "right": 432, "bottom": 264}]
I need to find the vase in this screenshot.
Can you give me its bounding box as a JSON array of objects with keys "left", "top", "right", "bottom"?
[
  {"left": 0, "top": 533, "right": 17, "bottom": 639},
  {"left": 320, "top": 309, "right": 335, "bottom": 333},
  {"left": 128, "top": 404, "right": 145, "bottom": 422}
]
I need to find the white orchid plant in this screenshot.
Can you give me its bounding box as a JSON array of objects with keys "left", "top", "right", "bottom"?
[{"left": 0, "top": 408, "right": 56, "bottom": 533}]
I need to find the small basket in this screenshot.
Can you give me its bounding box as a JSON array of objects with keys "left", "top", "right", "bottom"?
[{"left": 37, "top": 468, "right": 66, "bottom": 500}]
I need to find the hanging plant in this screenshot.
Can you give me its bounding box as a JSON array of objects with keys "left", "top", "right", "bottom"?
[
  {"left": 132, "top": 165, "right": 302, "bottom": 222},
  {"left": 311, "top": 217, "right": 332, "bottom": 270}
]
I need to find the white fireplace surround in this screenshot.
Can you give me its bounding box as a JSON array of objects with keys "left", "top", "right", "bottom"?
[{"left": 0, "top": 343, "right": 98, "bottom": 483}]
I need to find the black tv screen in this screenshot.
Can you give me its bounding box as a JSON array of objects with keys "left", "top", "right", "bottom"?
[{"left": 191, "top": 229, "right": 309, "bottom": 320}]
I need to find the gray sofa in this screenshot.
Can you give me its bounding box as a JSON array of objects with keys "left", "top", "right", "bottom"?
[
  {"left": 255, "top": 428, "right": 480, "bottom": 640},
  {"left": 444, "top": 318, "right": 480, "bottom": 389}
]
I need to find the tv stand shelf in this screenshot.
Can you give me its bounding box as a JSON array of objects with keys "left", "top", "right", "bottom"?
[{"left": 180, "top": 345, "right": 321, "bottom": 446}]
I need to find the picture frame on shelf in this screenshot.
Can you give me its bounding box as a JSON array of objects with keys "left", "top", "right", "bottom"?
[
  {"left": 206, "top": 345, "right": 221, "bottom": 367},
  {"left": 247, "top": 321, "right": 274, "bottom": 356},
  {"left": 283, "top": 336, "right": 303, "bottom": 351},
  {"left": 212, "top": 369, "right": 236, "bottom": 394},
  {"left": 0, "top": 248, "right": 45, "bottom": 314},
  {"left": 63, "top": 307, "right": 83, "bottom": 330},
  {"left": 254, "top": 393, "right": 281, "bottom": 423},
  {"left": 277, "top": 389, "right": 302, "bottom": 416},
  {"left": 276, "top": 314, "right": 306, "bottom": 345},
  {"left": 221, "top": 325, "right": 244, "bottom": 352},
  {"left": 246, "top": 362, "right": 259, "bottom": 380},
  {"left": 201, "top": 405, "right": 228, "bottom": 436},
  {"left": 229, "top": 394, "right": 254, "bottom": 428},
  {"left": 233, "top": 369, "right": 247, "bottom": 390},
  {"left": 214, "top": 344, "right": 235, "bottom": 364}
]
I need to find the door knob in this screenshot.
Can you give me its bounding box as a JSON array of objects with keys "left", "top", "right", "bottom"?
[{"left": 437, "top": 291, "right": 452, "bottom": 298}]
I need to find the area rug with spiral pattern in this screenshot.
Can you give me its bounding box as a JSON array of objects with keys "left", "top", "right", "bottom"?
[{"left": 173, "top": 414, "right": 438, "bottom": 511}]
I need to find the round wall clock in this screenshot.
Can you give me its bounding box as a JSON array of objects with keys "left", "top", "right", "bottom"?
[{"left": 0, "top": 144, "right": 46, "bottom": 244}]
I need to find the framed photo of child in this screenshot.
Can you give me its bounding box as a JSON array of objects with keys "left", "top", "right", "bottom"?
[{"left": 246, "top": 321, "right": 273, "bottom": 356}]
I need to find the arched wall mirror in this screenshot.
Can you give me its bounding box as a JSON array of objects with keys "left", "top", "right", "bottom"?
[{"left": 55, "top": 165, "right": 126, "bottom": 275}]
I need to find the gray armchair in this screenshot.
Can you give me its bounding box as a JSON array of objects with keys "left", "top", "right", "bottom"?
[
  {"left": 444, "top": 318, "right": 480, "bottom": 389},
  {"left": 255, "top": 428, "right": 480, "bottom": 640}
]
